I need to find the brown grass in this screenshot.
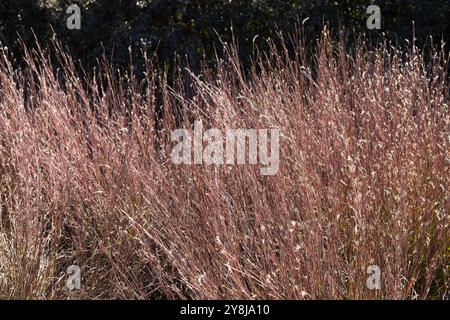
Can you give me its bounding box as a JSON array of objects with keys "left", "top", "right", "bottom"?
[{"left": 0, "top": 30, "right": 448, "bottom": 299}]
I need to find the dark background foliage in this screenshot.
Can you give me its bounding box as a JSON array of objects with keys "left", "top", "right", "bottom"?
[{"left": 1, "top": 0, "right": 449, "bottom": 72}]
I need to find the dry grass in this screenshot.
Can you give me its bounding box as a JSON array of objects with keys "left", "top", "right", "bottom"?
[{"left": 0, "top": 30, "right": 448, "bottom": 299}]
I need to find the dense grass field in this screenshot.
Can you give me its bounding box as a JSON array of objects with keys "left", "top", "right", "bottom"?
[{"left": 0, "top": 31, "right": 448, "bottom": 299}]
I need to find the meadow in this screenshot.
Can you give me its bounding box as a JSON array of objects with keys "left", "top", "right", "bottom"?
[{"left": 0, "top": 30, "right": 448, "bottom": 299}]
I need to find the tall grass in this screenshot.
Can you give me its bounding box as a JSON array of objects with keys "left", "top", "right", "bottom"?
[{"left": 0, "top": 30, "right": 448, "bottom": 299}]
